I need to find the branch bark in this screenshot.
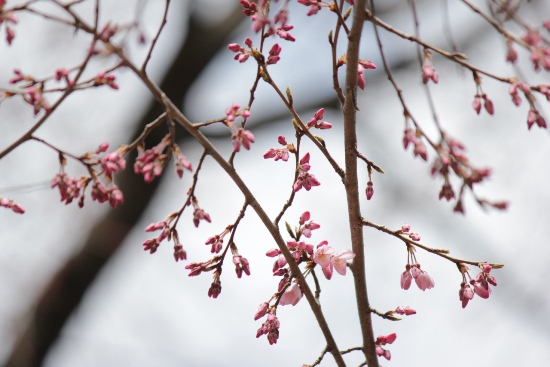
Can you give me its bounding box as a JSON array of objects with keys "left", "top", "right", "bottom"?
[{"left": 343, "top": 1, "right": 379, "bottom": 366}]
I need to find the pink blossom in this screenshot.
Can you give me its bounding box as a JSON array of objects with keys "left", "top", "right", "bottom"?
[
  {"left": 401, "top": 223, "right": 410, "bottom": 232},
  {"left": 527, "top": 109, "right": 547, "bottom": 129},
  {"left": 400, "top": 266, "right": 413, "bottom": 290},
  {"left": 279, "top": 280, "right": 303, "bottom": 306},
  {"left": 267, "top": 43, "right": 282, "bottom": 65},
  {"left": 413, "top": 266, "right": 435, "bottom": 291},
  {"left": 193, "top": 207, "right": 211, "bottom": 227},
  {"left": 409, "top": 233, "right": 421, "bottom": 241},
  {"left": 472, "top": 94, "right": 482, "bottom": 114},
  {"left": 102, "top": 150, "right": 126, "bottom": 178},
  {"left": 263, "top": 147, "right": 289, "bottom": 161},
  {"left": 366, "top": 181, "right": 374, "bottom": 200},
  {"left": 256, "top": 313, "right": 280, "bottom": 345},
  {"left": 459, "top": 282, "right": 474, "bottom": 308},
  {"left": 357, "top": 64, "right": 366, "bottom": 90},
  {"left": 276, "top": 24, "right": 295, "bottom": 42},
  {"left": 51, "top": 172, "right": 83, "bottom": 205},
  {"left": 94, "top": 72, "right": 118, "bottom": 90},
  {"left": 233, "top": 255, "right": 251, "bottom": 278},
  {"left": 173, "top": 243, "right": 187, "bottom": 262},
  {"left": 306, "top": 108, "right": 332, "bottom": 130},
  {"left": 205, "top": 234, "right": 224, "bottom": 254},
  {"left": 172, "top": 145, "right": 192, "bottom": 178},
  {"left": 232, "top": 128, "right": 255, "bottom": 152},
  {"left": 208, "top": 277, "right": 222, "bottom": 298},
  {"left": 254, "top": 302, "right": 269, "bottom": 320},
  {"left": 332, "top": 249, "right": 355, "bottom": 275},
  {"left": 375, "top": 333, "right": 396, "bottom": 360},
  {"left": 482, "top": 94, "right": 494, "bottom": 115},
  {"left": 294, "top": 153, "right": 321, "bottom": 192},
  {"left": 266, "top": 248, "right": 280, "bottom": 257},
  {"left": 395, "top": 306, "right": 416, "bottom": 315},
  {"left": 506, "top": 39, "right": 518, "bottom": 63},
  {"left": 422, "top": 53, "right": 439, "bottom": 84},
  {"left": 185, "top": 262, "right": 205, "bottom": 277},
  {"left": 0, "top": 197, "right": 25, "bottom": 214}
]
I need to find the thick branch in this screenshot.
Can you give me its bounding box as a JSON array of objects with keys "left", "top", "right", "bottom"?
[{"left": 343, "top": 1, "right": 379, "bottom": 366}]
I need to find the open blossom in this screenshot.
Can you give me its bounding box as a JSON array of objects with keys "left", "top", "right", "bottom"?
[
  {"left": 279, "top": 280, "right": 303, "bottom": 306},
  {"left": 313, "top": 242, "right": 355, "bottom": 280},
  {"left": 401, "top": 264, "right": 434, "bottom": 291},
  {"left": 293, "top": 153, "right": 320, "bottom": 192}
]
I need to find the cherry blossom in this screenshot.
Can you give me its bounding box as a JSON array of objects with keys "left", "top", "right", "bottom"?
[
  {"left": 256, "top": 312, "right": 280, "bottom": 345},
  {"left": 306, "top": 108, "right": 332, "bottom": 129},
  {"left": 232, "top": 128, "right": 255, "bottom": 152},
  {"left": 254, "top": 302, "right": 269, "bottom": 321},
  {"left": 0, "top": 197, "right": 25, "bottom": 214},
  {"left": 264, "top": 135, "right": 293, "bottom": 162},
  {"left": 313, "top": 242, "right": 355, "bottom": 280},
  {"left": 401, "top": 264, "right": 434, "bottom": 291},
  {"left": 279, "top": 280, "right": 303, "bottom": 306},
  {"left": 293, "top": 153, "right": 321, "bottom": 192},
  {"left": 375, "top": 333, "right": 397, "bottom": 361},
  {"left": 459, "top": 282, "right": 474, "bottom": 308},
  {"left": 233, "top": 255, "right": 251, "bottom": 278},
  {"left": 421, "top": 50, "right": 439, "bottom": 84},
  {"left": 395, "top": 306, "right": 416, "bottom": 315}
]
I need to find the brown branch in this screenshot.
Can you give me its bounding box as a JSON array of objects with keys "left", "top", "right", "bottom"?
[
  {"left": 141, "top": 0, "right": 171, "bottom": 72},
  {"left": 361, "top": 218, "right": 504, "bottom": 268},
  {"left": 343, "top": 1, "right": 378, "bottom": 366},
  {"left": 364, "top": 7, "right": 513, "bottom": 84}
]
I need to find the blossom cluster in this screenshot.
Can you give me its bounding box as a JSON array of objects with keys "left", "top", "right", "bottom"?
[
  {"left": 0, "top": 1, "right": 17, "bottom": 45},
  {"left": 134, "top": 135, "right": 192, "bottom": 182},
  {"left": 293, "top": 153, "right": 320, "bottom": 192},
  {"left": 263, "top": 135, "right": 294, "bottom": 162},
  {"left": 255, "top": 212, "right": 355, "bottom": 344},
  {"left": 375, "top": 333, "right": 396, "bottom": 361},
  {"left": 458, "top": 263, "right": 498, "bottom": 308}
]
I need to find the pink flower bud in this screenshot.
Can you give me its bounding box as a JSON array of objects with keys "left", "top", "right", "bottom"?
[
  {"left": 266, "top": 248, "right": 280, "bottom": 257},
  {"left": 366, "top": 181, "right": 374, "bottom": 200},
  {"left": 254, "top": 302, "right": 269, "bottom": 320}
]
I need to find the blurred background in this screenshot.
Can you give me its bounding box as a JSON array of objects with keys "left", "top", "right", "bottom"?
[{"left": 1, "top": 0, "right": 549, "bottom": 366}]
